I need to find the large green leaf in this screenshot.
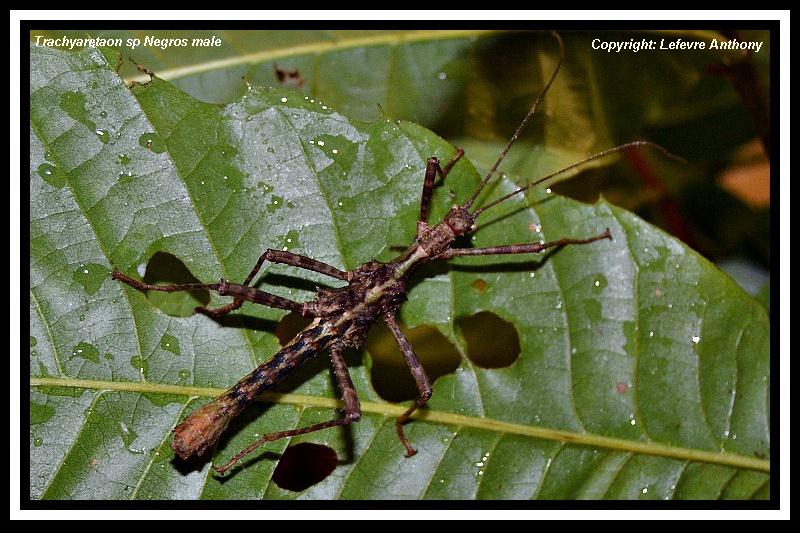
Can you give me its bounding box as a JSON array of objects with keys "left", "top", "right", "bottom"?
[{"left": 29, "top": 44, "right": 769, "bottom": 500}]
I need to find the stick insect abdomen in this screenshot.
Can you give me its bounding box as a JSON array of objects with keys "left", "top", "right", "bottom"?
[{"left": 171, "top": 318, "right": 337, "bottom": 460}]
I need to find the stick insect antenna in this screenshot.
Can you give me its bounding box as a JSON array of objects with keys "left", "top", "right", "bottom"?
[
  {"left": 462, "top": 30, "right": 565, "bottom": 211},
  {"left": 472, "top": 141, "right": 687, "bottom": 218}
]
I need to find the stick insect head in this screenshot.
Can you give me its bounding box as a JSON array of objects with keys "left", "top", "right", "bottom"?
[{"left": 443, "top": 203, "right": 477, "bottom": 237}]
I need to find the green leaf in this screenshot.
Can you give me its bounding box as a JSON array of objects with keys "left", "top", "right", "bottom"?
[{"left": 29, "top": 44, "right": 769, "bottom": 500}]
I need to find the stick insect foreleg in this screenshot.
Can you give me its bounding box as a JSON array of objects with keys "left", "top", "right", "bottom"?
[
  {"left": 383, "top": 313, "right": 432, "bottom": 458},
  {"left": 418, "top": 148, "right": 465, "bottom": 228},
  {"left": 438, "top": 229, "right": 612, "bottom": 259},
  {"left": 213, "top": 342, "right": 360, "bottom": 474}
]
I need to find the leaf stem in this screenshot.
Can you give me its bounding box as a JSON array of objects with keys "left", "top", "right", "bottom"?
[{"left": 30, "top": 376, "right": 769, "bottom": 473}]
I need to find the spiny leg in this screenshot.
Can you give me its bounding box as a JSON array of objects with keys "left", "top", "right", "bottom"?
[
  {"left": 383, "top": 313, "right": 432, "bottom": 458},
  {"left": 195, "top": 249, "right": 349, "bottom": 317},
  {"left": 438, "top": 229, "right": 612, "bottom": 259},
  {"left": 111, "top": 271, "right": 307, "bottom": 315},
  {"left": 419, "top": 148, "right": 465, "bottom": 226},
  {"left": 213, "top": 342, "right": 360, "bottom": 474},
  {"left": 243, "top": 248, "right": 348, "bottom": 284}
]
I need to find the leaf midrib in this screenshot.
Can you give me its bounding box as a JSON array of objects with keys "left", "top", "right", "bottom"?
[{"left": 29, "top": 376, "right": 770, "bottom": 474}]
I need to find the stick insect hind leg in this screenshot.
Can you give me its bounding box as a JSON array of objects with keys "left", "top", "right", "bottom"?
[
  {"left": 197, "top": 248, "right": 350, "bottom": 317},
  {"left": 114, "top": 248, "right": 348, "bottom": 318},
  {"left": 383, "top": 313, "right": 432, "bottom": 457},
  {"left": 111, "top": 270, "right": 309, "bottom": 315},
  {"left": 213, "top": 342, "right": 361, "bottom": 474}
]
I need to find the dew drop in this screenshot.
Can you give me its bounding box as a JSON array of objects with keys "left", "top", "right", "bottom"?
[
  {"left": 437, "top": 71, "right": 447, "bottom": 80},
  {"left": 691, "top": 335, "right": 701, "bottom": 344},
  {"left": 72, "top": 263, "right": 107, "bottom": 295},
  {"left": 280, "top": 97, "right": 288, "bottom": 103},
  {"left": 160, "top": 334, "right": 181, "bottom": 355},
  {"left": 37, "top": 163, "right": 66, "bottom": 188},
  {"left": 69, "top": 341, "right": 100, "bottom": 363},
  {"left": 138, "top": 132, "right": 165, "bottom": 153},
  {"left": 95, "top": 129, "right": 111, "bottom": 144},
  {"left": 130, "top": 354, "right": 148, "bottom": 373}
]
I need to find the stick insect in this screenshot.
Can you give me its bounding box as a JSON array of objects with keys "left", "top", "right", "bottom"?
[{"left": 113, "top": 32, "right": 678, "bottom": 475}]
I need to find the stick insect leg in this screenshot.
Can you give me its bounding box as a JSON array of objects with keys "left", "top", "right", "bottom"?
[
  {"left": 197, "top": 250, "right": 348, "bottom": 317},
  {"left": 419, "top": 148, "right": 465, "bottom": 226},
  {"left": 243, "top": 249, "right": 349, "bottom": 284},
  {"left": 438, "top": 229, "right": 612, "bottom": 259},
  {"left": 383, "top": 313, "right": 432, "bottom": 458},
  {"left": 213, "top": 343, "right": 360, "bottom": 474},
  {"left": 111, "top": 271, "right": 307, "bottom": 315}
]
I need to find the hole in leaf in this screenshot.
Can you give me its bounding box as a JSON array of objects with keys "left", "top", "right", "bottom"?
[
  {"left": 276, "top": 312, "right": 314, "bottom": 346},
  {"left": 367, "top": 322, "right": 461, "bottom": 402},
  {"left": 271, "top": 442, "right": 337, "bottom": 492},
  {"left": 141, "top": 252, "right": 210, "bottom": 317},
  {"left": 457, "top": 311, "right": 520, "bottom": 368}
]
